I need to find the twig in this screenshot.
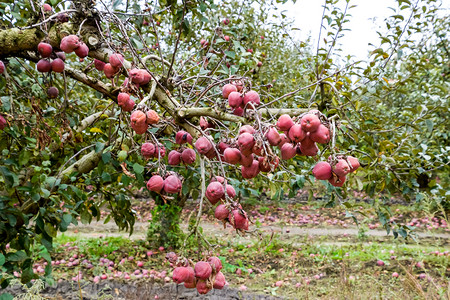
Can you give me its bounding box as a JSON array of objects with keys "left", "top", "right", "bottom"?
[
  {"left": 316, "top": 0, "right": 327, "bottom": 57},
  {"left": 77, "top": 19, "right": 88, "bottom": 36},
  {"left": 382, "top": 0, "right": 420, "bottom": 69},
  {"left": 19, "top": 9, "right": 78, "bottom": 29},
  {"left": 167, "top": 1, "right": 186, "bottom": 78},
  {"left": 262, "top": 63, "right": 356, "bottom": 107}
]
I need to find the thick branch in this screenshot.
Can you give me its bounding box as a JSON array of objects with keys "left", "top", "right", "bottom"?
[
  {"left": 20, "top": 52, "right": 119, "bottom": 102},
  {"left": 59, "top": 109, "right": 116, "bottom": 145},
  {"left": 76, "top": 110, "right": 115, "bottom": 133},
  {"left": 178, "top": 107, "right": 245, "bottom": 123},
  {"left": 59, "top": 150, "right": 102, "bottom": 182},
  {"left": 59, "top": 135, "right": 130, "bottom": 182},
  {"left": 152, "top": 84, "right": 197, "bottom": 137},
  {"left": 0, "top": 28, "right": 45, "bottom": 57},
  {"left": 0, "top": 21, "right": 96, "bottom": 58},
  {"left": 258, "top": 108, "right": 308, "bottom": 117}
]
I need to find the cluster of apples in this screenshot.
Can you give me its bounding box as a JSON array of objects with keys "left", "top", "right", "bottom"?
[
  {"left": 312, "top": 155, "right": 360, "bottom": 187},
  {"left": 165, "top": 131, "right": 197, "bottom": 166},
  {"left": 59, "top": 35, "right": 89, "bottom": 58},
  {"left": 168, "top": 252, "right": 226, "bottom": 295},
  {"left": 94, "top": 53, "right": 148, "bottom": 84},
  {"left": 191, "top": 114, "right": 325, "bottom": 180},
  {"left": 129, "top": 109, "right": 159, "bottom": 134},
  {"left": 205, "top": 177, "right": 250, "bottom": 230},
  {"left": 144, "top": 131, "right": 196, "bottom": 195},
  {"left": 35, "top": 42, "right": 67, "bottom": 98},
  {"left": 222, "top": 83, "right": 260, "bottom": 116},
  {"left": 141, "top": 83, "right": 358, "bottom": 200},
  {"left": 146, "top": 172, "right": 182, "bottom": 194},
  {"left": 143, "top": 129, "right": 250, "bottom": 230},
  {"left": 214, "top": 201, "right": 249, "bottom": 230},
  {"left": 194, "top": 84, "right": 359, "bottom": 187},
  {"left": 275, "top": 112, "right": 331, "bottom": 156},
  {"left": 41, "top": 32, "right": 154, "bottom": 107},
  {"left": 88, "top": 53, "right": 164, "bottom": 135}
]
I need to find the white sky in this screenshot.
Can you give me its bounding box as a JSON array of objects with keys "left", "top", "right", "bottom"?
[{"left": 278, "top": 0, "right": 448, "bottom": 61}]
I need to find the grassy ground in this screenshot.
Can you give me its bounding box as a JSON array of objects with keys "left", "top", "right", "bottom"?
[
  {"left": 3, "top": 195, "right": 449, "bottom": 299},
  {"left": 6, "top": 226, "right": 446, "bottom": 299}
]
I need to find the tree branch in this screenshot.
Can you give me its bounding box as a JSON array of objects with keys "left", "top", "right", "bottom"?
[
  {"left": 59, "top": 150, "right": 102, "bottom": 181},
  {"left": 177, "top": 107, "right": 308, "bottom": 123},
  {"left": 2, "top": 21, "right": 308, "bottom": 139},
  {"left": 0, "top": 28, "right": 45, "bottom": 57},
  {"left": 64, "top": 66, "right": 119, "bottom": 100},
  {"left": 178, "top": 107, "right": 245, "bottom": 123},
  {"left": 258, "top": 108, "right": 309, "bottom": 117}
]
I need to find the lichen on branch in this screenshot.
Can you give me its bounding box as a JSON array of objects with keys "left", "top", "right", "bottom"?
[{"left": 0, "top": 28, "right": 45, "bottom": 57}]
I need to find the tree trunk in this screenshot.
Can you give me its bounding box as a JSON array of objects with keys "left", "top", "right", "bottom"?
[{"left": 146, "top": 195, "right": 186, "bottom": 249}]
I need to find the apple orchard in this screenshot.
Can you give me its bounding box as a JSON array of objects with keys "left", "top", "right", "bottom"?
[{"left": 0, "top": 0, "right": 448, "bottom": 294}]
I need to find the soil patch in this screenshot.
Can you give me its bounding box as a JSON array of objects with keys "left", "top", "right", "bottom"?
[{"left": 3, "top": 280, "right": 283, "bottom": 300}]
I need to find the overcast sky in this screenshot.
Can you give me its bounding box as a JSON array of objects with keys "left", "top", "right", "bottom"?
[{"left": 279, "top": 0, "right": 448, "bottom": 61}]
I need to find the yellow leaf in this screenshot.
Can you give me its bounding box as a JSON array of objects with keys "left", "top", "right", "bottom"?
[
  {"left": 379, "top": 180, "right": 386, "bottom": 192},
  {"left": 90, "top": 127, "right": 103, "bottom": 133},
  {"left": 331, "top": 96, "right": 339, "bottom": 106}
]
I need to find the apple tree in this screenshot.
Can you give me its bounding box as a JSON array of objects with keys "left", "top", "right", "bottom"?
[{"left": 0, "top": 0, "right": 448, "bottom": 292}]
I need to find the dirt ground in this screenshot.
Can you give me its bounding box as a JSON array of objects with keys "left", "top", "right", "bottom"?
[{"left": 4, "top": 281, "right": 283, "bottom": 300}]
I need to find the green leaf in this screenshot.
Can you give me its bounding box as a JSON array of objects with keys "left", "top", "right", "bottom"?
[
  {"left": 40, "top": 250, "right": 51, "bottom": 263},
  {"left": 41, "top": 236, "right": 53, "bottom": 252},
  {"left": 182, "top": 183, "right": 190, "bottom": 196},
  {"left": 63, "top": 214, "right": 72, "bottom": 224},
  {"left": 398, "top": 227, "right": 408, "bottom": 238},
  {"left": 80, "top": 210, "right": 91, "bottom": 224},
  {"left": 20, "top": 265, "right": 34, "bottom": 284},
  {"left": 355, "top": 177, "right": 363, "bottom": 191},
  {"left": 0, "top": 166, "right": 19, "bottom": 188},
  {"left": 391, "top": 14, "right": 405, "bottom": 21},
  {"left": 342, "top": 202, "right": 352, "bottom": 209},
  {"left": 102, "top": 152, "right": 111, "bottom": 163},
  {"left": 41, "top": 188, "right": 51, "bottom": 198},
  {"left": 133, "top": 163, "right": 144, "bottom": 174},
  {"left": 425, "top": 119, "right": 433, "bottom": 133},
  {"left": 225, "top": 51, "right": 236, "bottom": 59},
  {"left": 6, "top": 214, "right": 16, "bottom": 227},
  {"left": 18, "top": 151, "right": 31, "bottom": 166},
  {"left": 6, "top": 250, "right": 27, "bottom": 262},
  {"left": 101, "top": 172, "right": 112, "bottom": 183},
  {"left": 1, "top": 96, "right": 11, "bottom": 112},
  {"left": 296, "top": 175, "right": 305, "bottom": 188},
  {"left": 0, "top": 254, "right": 5, "bottom": 266},
  {"left": 44, "top": 223, "right": 57, "bottom": 237},
  {"left": 118, "top": 150, "right": 128, "bottom": 162},
  {"left": 95, "top": 142, "right": 105, "bottom": 153},
  {"left": 0, "top": 293, "right": 14, "bottom": 300}
]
